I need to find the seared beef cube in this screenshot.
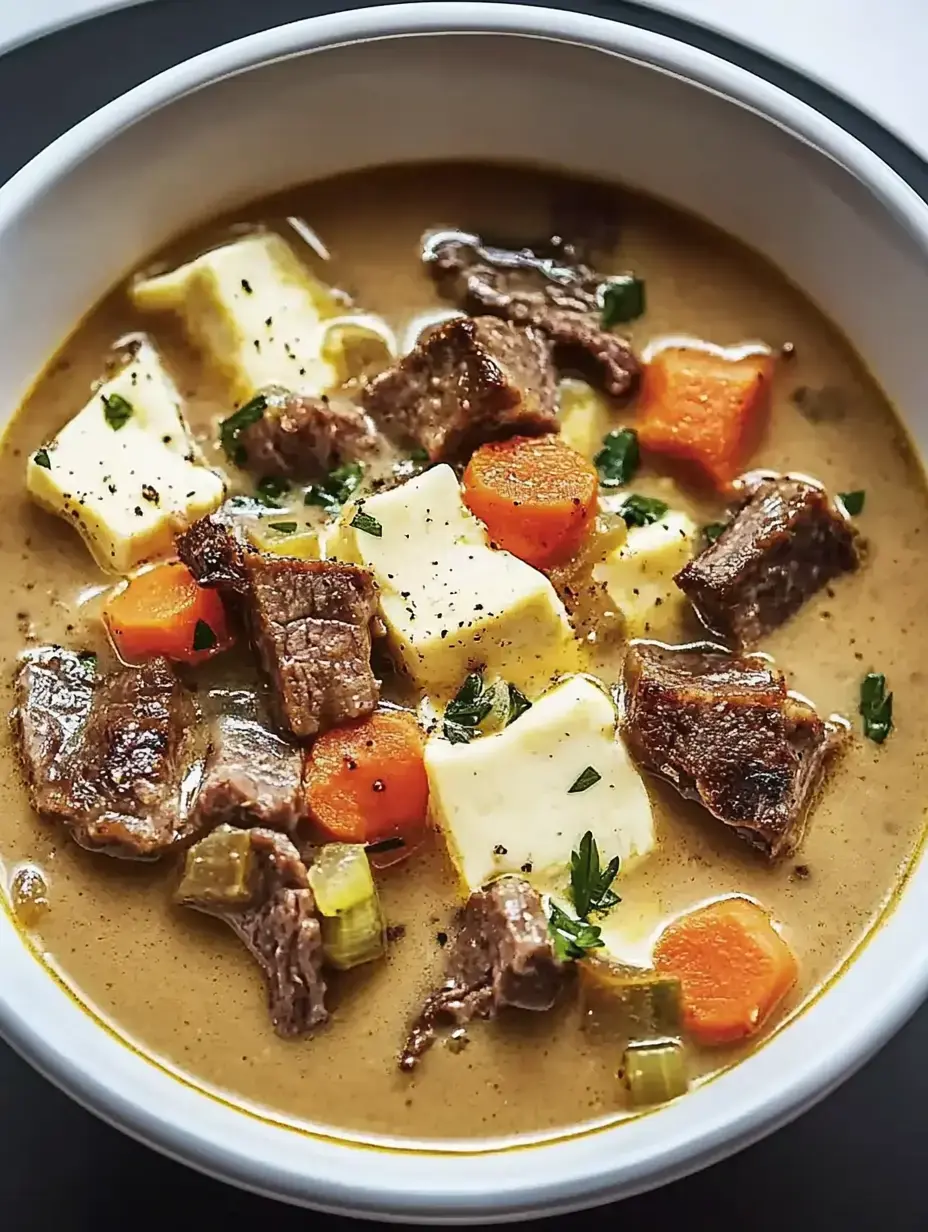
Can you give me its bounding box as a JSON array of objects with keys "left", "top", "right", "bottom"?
[
  {"left": 675, "top": 476, "right": 859, "bottom": 646},
  {"left": 622, "top": 643, "right": 845, "bottom": 860},
  {"left": 193, "top": 714, "right": 305, "bottom": 833},
  {"left": 400, "top": 877, "right": 562, "bottom": 1068},
  {"left": 362, "top": 315, "right": 558, "bottom": 462},
  {"left": 243, "top": 553, "right": 378, "bottom": 739},
  {"left": 177, "top": 514, "right": 248, "bottom": 593},
  {"left": 178, "top": 518, "right": 379, "bottom": 740},
  {"left": 237, "top": 393, "right": 379, "bottom": 481},
  {"left": 13, "top": 651, "right": 201, "bottom": 858},
  {"left": 424, "top": 231, "right": 640, "bottom": 398},
  {"left": 177, "top": 825, "right": 326, "bottom": 1036},
  {"left": 13, "top": 648, "right": 95, "bottom": 817}
]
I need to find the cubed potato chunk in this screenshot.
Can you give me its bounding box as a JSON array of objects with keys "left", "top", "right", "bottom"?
[
  {"left": 26, "top": 341, "right": 224, "bottom": 573},
  {"left": 131, "top": 232, "right": 344, "bottom": 403},
  {"left": 425, "top": 674, "right": 656, "bottom": 895},
  {"left": 330, "top": 464, "right": 579, "bottom": 696},
  {"left": 594, "top": 510, "right": 698, "bottom": 637}
]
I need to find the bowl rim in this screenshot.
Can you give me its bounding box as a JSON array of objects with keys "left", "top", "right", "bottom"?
[{"left": 2, "top": 4, "right": 928, "bottom": 1220}]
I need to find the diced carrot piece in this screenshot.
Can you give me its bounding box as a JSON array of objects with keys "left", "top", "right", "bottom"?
[
  {"left": 653, "top": 896, "right": 798, "bottom": 1046},
  {"left": 304, "top": 710, "right": 429, "bottom": 852},
  {"left": 637, "top": 347, "right": 773, "bottom": 487},
  {"left": 462, "top": 435, "right": 599, "bottom": 570},
  {"left": 103, "top": 561, "right": 233, "bottom": 665}
]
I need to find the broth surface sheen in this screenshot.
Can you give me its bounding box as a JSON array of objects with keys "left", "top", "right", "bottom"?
[{"left": 2, "top": 163, "right": 926, "bottom": 1144}]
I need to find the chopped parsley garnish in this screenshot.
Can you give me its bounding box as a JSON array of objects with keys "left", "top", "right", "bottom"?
[
  {"left": 548, "top": 902, "right": 605, "bottom": 961},
  {"left": 859, "top": 672, "right": 893, "bottom": 744},
  {"left": 255, "top": 475, "right": 290, "bottom": 506},
  {"left": 839, "top": 490, "right": 865, "bottom": 516},
  {"left": 267, "top": 521, "right": 297, "bottom": 534},
  {"left": 443, "top": 671, "right": 497, "bottom": 744},
  {"left": 350, "top": 509, "right": 382, "bottom": 537},
  {"left": 219, "top": 394, "right": 267, "bottom": 466},
  {"left": 305, "top": 461, "right": 364, "bottom": 513},
  {"left": 506, "top": 684, "right": 532, "bottom": 726},
  {"left": 619, "top": 494, "right": 669, "bottom": 527},
  {"left": 33, "top": 448, "right": 51, "bottom": 469},
  {"left": 600, "top": 275, "right": 646, "bottom": 328},
  {"left": 570, "top": 830, "right": 620, "bottom": 919},
  {"left": 102, "top": 392, "right": 133, "bottom": 430},
  {"left": 594, "top": 428, "right": 639, "bottom": 488},
  {"left": 568, "top": 766, "right": 602, "bottom": 794},
  {"left": 703, "top": 522, "right": 727, "bottom": 545},
  {"left": 192, "top": 619, "right": 217, "bottom": 653}
]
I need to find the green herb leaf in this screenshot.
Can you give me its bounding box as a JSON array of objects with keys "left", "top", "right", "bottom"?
[
  {"left": 219, "top": 395, "right": 267, "bottom": 466},
  {"left": 548, "top": 902, "right": 605, "bottom": 961},
  {"left": 267, "top": 521, "right": 297, "bottom": 534},
  {"left": 443, "top": 671, "right": 498, "bottom": 743},
  {"left": 102, "top": 392, "right": 133, "bottom": 430},
  {"left": 506, "top": 684, "right": 532, "bottom": 726},
  {"left": 33, "top": 448, "right": 51, "bottom": 469},
  {"left": 839, "top": 490, "right": 865, "bottom": 516},
  {"left": 305, "top": 461, "right": 364, "bottom": 513},
  {"left": 594, "top": 428, "right": 640, "bottom": 488},
  {"left": 192, "top": 619, "right": 217, "bottom": 653},
  {"left": 859, "top": 672, "right": 893, "bottom": 744},
  {"left": 254, "top": 475, "right": 290, "bottom": 507},
  {"left": 703, "top": 522, "right": 727, "bottom": 546},
  {"left": 569, "top": 830, "right": 621, "bottom": 920},
  {"left": 620, "top": 494, "right": 669, "bottom": 528},
  {"left": 350, "top": 509, "right": 382, "bottom": 537},
  {"left": 600, "top": 276, "right": 646, "bottom": 328},
  {"left": 392, "top": 447, "right": 431, "bottom": 483},
  {"left": 568, "top": 766, "right": 601, "bottom": 794}
]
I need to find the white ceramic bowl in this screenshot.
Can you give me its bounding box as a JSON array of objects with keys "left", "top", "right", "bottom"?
[{"left": 2, "top": 4, "right": 928, "bottom": 1221}]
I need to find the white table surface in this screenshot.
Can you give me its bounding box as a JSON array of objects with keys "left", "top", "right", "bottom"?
[{"left": 3, "top": 0, "right": 927, "bottom": 162}]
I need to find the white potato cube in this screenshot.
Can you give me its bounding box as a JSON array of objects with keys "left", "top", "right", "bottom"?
[
  {"left": 131, "top": 232, "right": 342, "bottom": 403},
  {"left": 594, "top": 510, "right": 698, "bottom": 637},
  {"left": 329, "top": 464, "right": 580, "bottom": 696},
  {"left": 425, "top": 673, "right": 656, "bottom": 895},
  {"left": 26, "top": 341, "right": 225, "bottom": 573}
]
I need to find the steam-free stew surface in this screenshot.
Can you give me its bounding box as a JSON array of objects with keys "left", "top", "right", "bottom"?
[{"left": 1, "top": 163, "right": 926, "bottom": 1141}]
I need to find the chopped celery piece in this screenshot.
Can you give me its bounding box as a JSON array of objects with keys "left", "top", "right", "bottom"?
[
  {"left": 308, "top": 843, "right": 375, "bottom": 915},
  {"left": 320, "top": 894, "right": 386, "bottom": 970},
  {"left": 176, "top": 825, "right": 255, "bottom": 906},
  {"left": 257, "top": 527, "right": 321, "bottom": 558},
  {"left": 622, "top": 1038, "right": 689, "bottom": 1106},
  {"left": 322, "top": 321, "right": 393, "bottom": 383},
  {"left": 308, "top": 844, "right": 386, "bottom": 970},
  {"left": 580, "top": 963, "right": 683, "bottom": 1040}
]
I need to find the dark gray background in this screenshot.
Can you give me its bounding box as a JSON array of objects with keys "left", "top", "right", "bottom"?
[{"left": 1, "top": 2, "right": 925, "bottom": 1228}]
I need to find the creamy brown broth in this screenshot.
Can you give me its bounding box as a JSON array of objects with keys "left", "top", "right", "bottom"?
[{"left": 1, "top": 162, "right": 927, "bottom": 1143}]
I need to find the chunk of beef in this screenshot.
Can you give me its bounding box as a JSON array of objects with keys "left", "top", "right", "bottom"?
[
  {"left": 400, "top": 877, "right": 563, "bottom": 1068},
  {"left": 237, "top": 393, "right": 379, "bottom": 481},
  {"left": 423, "top": 229, "right": 640, "bottom": 398},
  {"left": 13, "top": 650, "right": 201, "bottom": 858},
  {"left": 176, "top": 825, "right": 326, "bottom": 1036},
  {"left": 675, "top": 476, "right": 859, "bottom": 647},
  {"left": 176, "top": 514, "right": 248, "bottom": 593},
  {"left": 193, "top": 714, "right": 305, "bottom": 833},
  {"left": 362, "top": 315, "right": 557, "bottom": 462},
  {"left": 622, "top": 643, "right": 845, "bottom": 859},
  {"left": 177, "top": 518, "right": 379, "bottom": 739}
]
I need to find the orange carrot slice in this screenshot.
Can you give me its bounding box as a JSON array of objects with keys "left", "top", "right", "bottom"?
[
  {"left": 462, "top": 434, "right": 599, "bottom": 570},
  {"left": 653, "top": 896, "right": 798, "bottom": 1046},
  {"left": 103, "top": 561, "right": 233, "bottom": 665},
  {"left": 637, "top": 347, "right": 773, "bottom": 488},
  {"left": 305, "top": 710, "right": 429, "bottom": 852}
]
